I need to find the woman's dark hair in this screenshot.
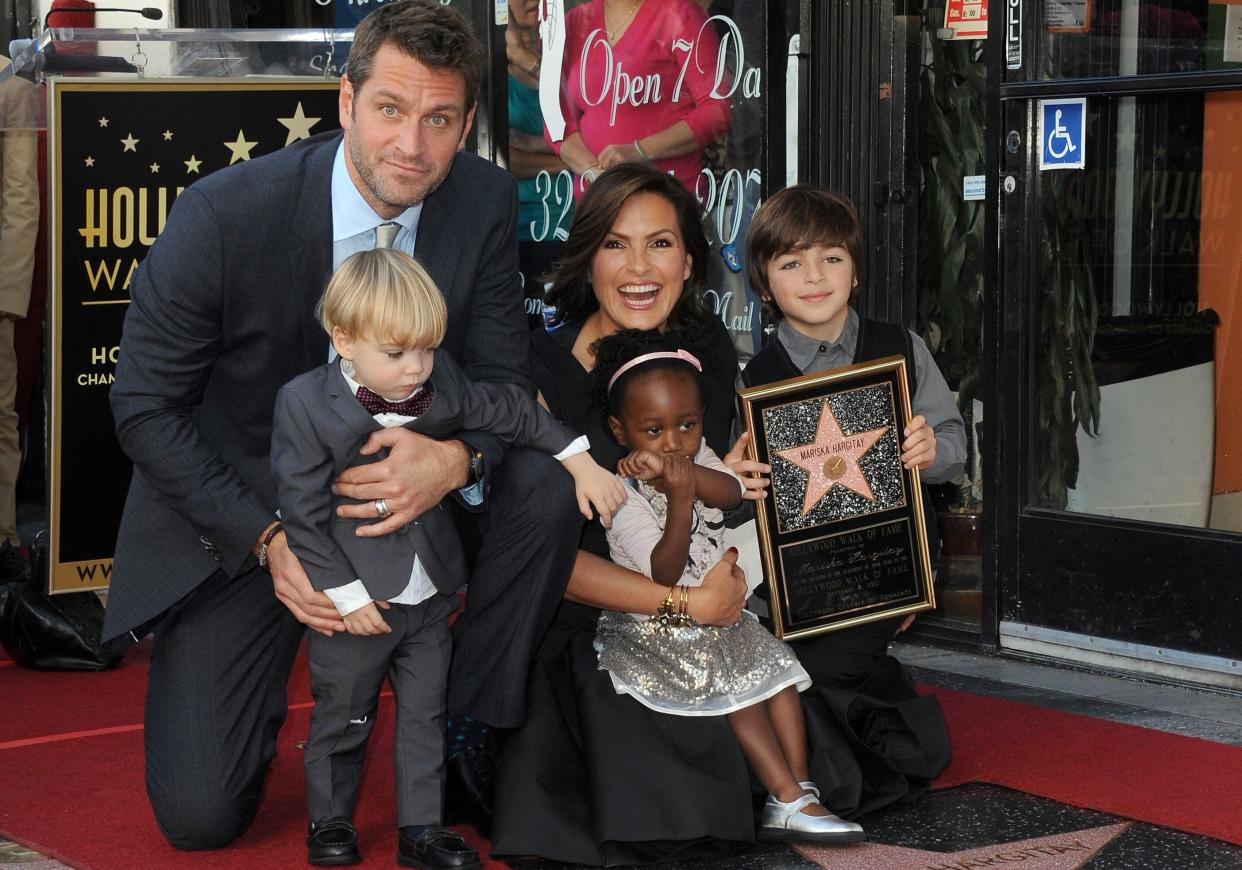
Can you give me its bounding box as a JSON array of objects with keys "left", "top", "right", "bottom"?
[
  {"left": 544, "top": 163, "right": 711, "bottom": 329},
  {"left": 590, "top": 328, "right": 708, "bottom": 418},
  {"left": 346, "top": 0, "right": 484, "bottom": 110},
  {"left": 745, "top": 186, "right": 865, "bottom": 320}
]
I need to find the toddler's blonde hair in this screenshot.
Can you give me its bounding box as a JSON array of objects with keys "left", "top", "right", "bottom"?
[{"left": 317, "top": 248, "right": 447, "bottom": 347}]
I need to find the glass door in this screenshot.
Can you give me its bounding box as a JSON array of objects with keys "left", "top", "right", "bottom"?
[{"left": 992, "top": 0, "right": 1242, "bottom": 684}]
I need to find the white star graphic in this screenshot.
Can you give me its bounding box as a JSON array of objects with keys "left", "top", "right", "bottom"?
[
  {"left": 184, "top": 154, "right": 202, "bottom": 174},
  {"left": 150, "top": 162, "right": 160, "bottom": 174},
  {"left": 98, "top": 116, "right": 109, "bottom": 127},
  {"left": 163, "top": 130, "right": 174, "bottom": 141},
  {"left": 84, "top": 156, "right": 95, "bottom": 167},
  {"left": 223, "top": 130, "right": 258, "bottom": 164},
  {"left": 121, "top": 133, "right": 139, "bottom": 152},
  {"left": 276, "top": 101, "right": 322, "bottom": 146}
]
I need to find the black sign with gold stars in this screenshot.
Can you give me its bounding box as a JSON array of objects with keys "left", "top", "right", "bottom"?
[{"left": 48, "top": 78, "right": 340, "bottom": 593}]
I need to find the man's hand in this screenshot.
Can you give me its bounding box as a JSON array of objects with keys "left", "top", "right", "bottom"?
[
  {"left": 343, "top": 600, "right": 392, "bottom": 636},
  {"left": 688, "top": 548, "right": 747, "bottom": 627},
  {"left": 724, "top": 432, "right": 770, "bottom": 500},
  {"left": 901, "top": 415, "right": 936, "bottom": 471},
  {"left": 266, "top": 532, "right": 345, "bottom": 636},
  {"left": 332, "top": 429, "right": 469, "bottom": 537}
]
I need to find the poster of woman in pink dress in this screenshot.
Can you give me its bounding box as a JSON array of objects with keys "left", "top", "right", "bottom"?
[{"left": 547, "top": 0, "right": 732, "bottom": 195}]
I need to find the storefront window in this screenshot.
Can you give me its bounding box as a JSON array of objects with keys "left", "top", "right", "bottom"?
[
  {"left": 1030, "top": 90, "right": 1242, "bottom": 535},
  {"left": 1037, "top": 1, "right": 1226, "bottom": 81},
  {"left": 510, "top": 0, "right": 770, "bottom": 360}
]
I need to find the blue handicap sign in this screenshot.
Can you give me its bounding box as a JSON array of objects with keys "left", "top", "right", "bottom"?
[{"left": 1039, "top": 98, "right": 1087, "bottom": 170}]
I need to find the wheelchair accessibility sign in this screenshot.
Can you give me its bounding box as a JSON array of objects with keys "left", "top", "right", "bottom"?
[{"left": 1039, "top": 97, "right": 1086, "bottom": 170}]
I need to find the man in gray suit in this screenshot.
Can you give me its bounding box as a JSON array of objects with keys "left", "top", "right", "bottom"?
[{"left": 105, "top": 0, "right": 580, "bottom": 851}]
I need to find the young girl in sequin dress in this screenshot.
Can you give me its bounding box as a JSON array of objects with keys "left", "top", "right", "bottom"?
[{"left": 592, "top": 329, "right": 866, "bottom": 844}]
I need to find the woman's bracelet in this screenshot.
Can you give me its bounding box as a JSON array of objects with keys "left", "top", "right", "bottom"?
[
  {"left": 633, "top": 138, "right": 652, "bottom": 160},
  {"left": 651, "top": 584, "right": 695, "bottom": 631},
  {"left": 527, "top": 58, "right": 540, "bottom": 77}
]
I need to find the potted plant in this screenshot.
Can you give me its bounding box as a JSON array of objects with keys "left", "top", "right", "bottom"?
[
  {"left": 917, "top": 14, "right": 1101, "bottom": 541},
  {"left": 917, "top": 18, "right": 986, "bottom": 555}
]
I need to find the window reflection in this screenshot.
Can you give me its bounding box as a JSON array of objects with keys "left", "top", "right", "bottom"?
[
  {"left": 1039, "top": 1, "right": 1223, "bottom": 80},
  {"left": 1032, "top": 92, "right": 1242, "bottom": 535},
  {"left": 512, "top": 0, "right": 770, "bottom": 359}
]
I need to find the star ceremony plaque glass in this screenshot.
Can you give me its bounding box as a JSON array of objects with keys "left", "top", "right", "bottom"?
[{"left": 737, "top": 355, "right": 935, "bottom": 640}]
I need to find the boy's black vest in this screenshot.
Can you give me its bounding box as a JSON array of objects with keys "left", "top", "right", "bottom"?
[{"left": 740, "top": 317, "right": 940, "bottom": 557}]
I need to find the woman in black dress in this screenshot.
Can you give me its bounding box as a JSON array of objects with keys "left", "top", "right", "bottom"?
[{"left": 490, "top": 164, "right": 948, "bottom": 866}]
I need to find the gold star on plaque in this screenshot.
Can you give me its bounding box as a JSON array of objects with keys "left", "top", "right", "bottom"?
[
  {"left": 277, "top": 102, "right": 321, "bottom": 146},
  {"left": 774, "top": 401, "right": 888, "bottom": 515},
  {"left": 163, "top": 130, "right": 174, "bottom": 141},
  {"left": 223, "top": 130, "right": 258, "bottom": 164},
  {"left": 98, "top": 116, "right": 109, "bottom": 127},
  {"left": 121, "top": 133, "right": 140, "bottom": 152},
  {"left": 150, "top": 162, "right": 161, "bottom": 174},
  {"left": 184, "top": 154, "right": 202, "bottom": 174},
  {"left": 84, "top": 156, "right": 95, "bottom": 167}
]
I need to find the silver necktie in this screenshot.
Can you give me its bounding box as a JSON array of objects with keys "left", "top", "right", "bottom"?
[{"left": 374, "top": 221, "right": 400, "bottom": 249}]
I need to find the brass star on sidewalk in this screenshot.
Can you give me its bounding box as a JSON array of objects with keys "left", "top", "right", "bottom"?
[
  {"left": 796, "top": 822, "right": 1131, "bottom": 870},
  {"left": 184, "top": 154, "right": 202, "bottom": 174},
  {"left": 121, "top": 133, "right": 139, "bottom": 152},
  {"left": 277, "top": 101, "right": 321, "bottom": 146},
  {"left": 223, "top": 130, "right": 258, "bottom": 164},
  {"left": 774, "top": 400, "right": 887, "bottom": 515}
]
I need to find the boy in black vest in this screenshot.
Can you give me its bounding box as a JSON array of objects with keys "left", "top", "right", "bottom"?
[{"left": 740, "top": 186, "right": 966, "bottom": 678}]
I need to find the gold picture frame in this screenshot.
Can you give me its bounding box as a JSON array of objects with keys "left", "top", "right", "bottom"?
[{"left": 738, "top": 355, "right": 936, "bottom": 640}]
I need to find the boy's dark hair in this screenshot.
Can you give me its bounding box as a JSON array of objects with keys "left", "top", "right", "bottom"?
[
  {"left": 745, "top": 186, "right": 864, "bottom": 318},
  {"left": 544, "top": 163, "right": 711, "bottom": 329},
  {"left": 590, "top": 328, "right": 708, "bottom": 418},
  {"left": 346, "top": 0, "right": 484, "bottom": 109}
]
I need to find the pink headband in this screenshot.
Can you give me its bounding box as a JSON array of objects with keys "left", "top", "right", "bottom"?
[{"left": 607, "top": 349, "right": 703, "bottom": 393}]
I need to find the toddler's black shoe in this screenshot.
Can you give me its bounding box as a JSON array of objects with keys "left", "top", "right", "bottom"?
[
  {"left": 307, "top": 817, "right": 360, "bottom": 866},
  {"left": 397, "top": 825, "right": 480, "bottom": 870}
]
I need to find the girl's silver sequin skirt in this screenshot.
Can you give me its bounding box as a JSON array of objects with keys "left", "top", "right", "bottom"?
[{"left": 595, "top": 610, "right": 811, "bottom": 716}]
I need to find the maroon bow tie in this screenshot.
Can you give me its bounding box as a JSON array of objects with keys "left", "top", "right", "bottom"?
[{"left": 355, "top": 384, "right": 434, "bottom": 417}]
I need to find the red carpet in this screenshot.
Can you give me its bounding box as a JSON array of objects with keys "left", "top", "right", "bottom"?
[
  {"left": 2, "top": 650, "right": 1241, "bottom": 869},
  {"left": 0, "top": 645, "right": 504, "bottom": 870},
  {"left": 930, "top": 685, "right": 1242, "bottom": 846}
]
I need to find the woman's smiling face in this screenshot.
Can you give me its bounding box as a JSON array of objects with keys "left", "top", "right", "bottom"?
[{"left": 589, "top": 192, "right": 692, "bottom": 336}]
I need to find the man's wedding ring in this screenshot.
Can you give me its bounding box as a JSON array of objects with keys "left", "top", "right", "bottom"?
[{"left": 374, "top": 498, "right": 391, "bottom": 519}]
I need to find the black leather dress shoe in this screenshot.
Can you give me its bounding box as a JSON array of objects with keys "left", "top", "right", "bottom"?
[
  {"left": 307, "top": 818, "right": 360, "bottom": 866},
  {"left": 444, "top": 743, "right": 494, "bottom": 833},
  {"left": 397, "top": 826, "right": 480, "bottom": 870}
]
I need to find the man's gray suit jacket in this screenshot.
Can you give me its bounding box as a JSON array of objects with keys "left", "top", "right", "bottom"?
[
  {"left": 271, "top": 355, "right": 575, "bottom": 601},
  {"left": 105, "top": 131, "right": 531, "bottom": 642}
]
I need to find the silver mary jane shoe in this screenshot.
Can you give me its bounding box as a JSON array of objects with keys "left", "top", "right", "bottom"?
[{"left": 757, "top": 793, "right": 866, "bottom": 844}]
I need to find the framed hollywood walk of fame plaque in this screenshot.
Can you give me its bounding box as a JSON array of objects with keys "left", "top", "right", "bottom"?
[{"left": 737, "top": 356, "right": 935, "bottom": 640}]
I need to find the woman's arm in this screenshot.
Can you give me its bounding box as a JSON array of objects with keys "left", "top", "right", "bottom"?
[
  {"left": 565, "top": 549, "right": 746, "bottom": 626},
  {"left": 552, "top": 130, "right": 598, "bottom": 176},
  {"left": 508, "top": 142, "right": 571, "bottom": 178},
  {"left": 597, "top": 120, "right": 700, "bottom": 168}
]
